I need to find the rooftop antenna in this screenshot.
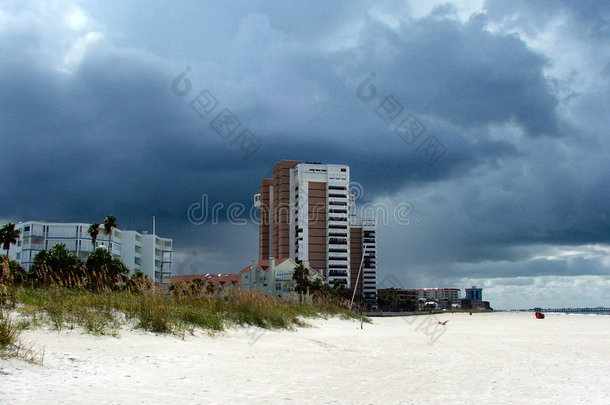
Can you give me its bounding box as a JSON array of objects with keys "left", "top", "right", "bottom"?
[{"left": 153, "top": 216, "right": 156, "bottom": 236}]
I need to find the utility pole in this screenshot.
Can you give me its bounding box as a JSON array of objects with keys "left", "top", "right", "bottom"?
[{"left": 349, "top": 243, "right": 370, "bottom": 311}]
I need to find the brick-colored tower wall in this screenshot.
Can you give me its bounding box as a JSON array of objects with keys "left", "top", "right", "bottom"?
[
  {"left": 258, "top": 178, "right": 272, "bottom": 261},
  {"left": 350, "top": 226, "right": 363, "bottom": 293},
  {"left": 308, "top": 181, "right": 327, "bottom": 275},
  {"left": 272, "top": 160, "right": 300, "bottom": 259}
]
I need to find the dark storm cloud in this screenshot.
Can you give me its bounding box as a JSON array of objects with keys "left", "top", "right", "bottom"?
[
  {"left": 338, "top": 14, "right": 559, "bottom": 137},
  {"left": 0, "top": 1, "right": 608, "bottom": 291},
  {"left": 1, "top": 5, "right": 537, "bottom": 228}
]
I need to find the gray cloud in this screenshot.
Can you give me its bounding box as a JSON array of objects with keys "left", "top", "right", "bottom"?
[{"left": 0, "top": 1, "right": 608, "bottom": 306}]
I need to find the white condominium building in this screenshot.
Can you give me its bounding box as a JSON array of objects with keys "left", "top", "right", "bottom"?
[
  {"left": 254, "top": 160, "right": 377, "bottom": 303},
  {"left": 6, "top": 220, "right": 172, "bottom": 283}
]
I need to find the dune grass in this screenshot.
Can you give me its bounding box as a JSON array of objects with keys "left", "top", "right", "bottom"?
[
  {"left": 0, "top": 310, "right": 19, "bottom": 353},
  {"left": 5, "top": 286, "right": 367, "bottom": 338},
  {"left": 0, "top": 310, "right": 43, "bottom": 362}
]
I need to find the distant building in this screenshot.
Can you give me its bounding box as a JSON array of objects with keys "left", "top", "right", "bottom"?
[
  {"left": 378, "top": 288, "right": 419, "bottom": 303},
  {"left": 415, "top": 288, "right": 462, "bottom": 306},
  {"left": 377, "top": 288, "right": 419, "bottom": 311},
  {"left": 465, "top": 286, "right": 483, "bottom": 301},
  {"left": 461, "top": 299, "right": 491, "bottom": 311},
  {"left": 7, "top": 220, "right": 172, "bottom": 283},
  {"left": 254, "top": 160, "right": 377, "bottom": 302},
  {"left": 377, "top": 287, "right": 461, "bottom": 310}
]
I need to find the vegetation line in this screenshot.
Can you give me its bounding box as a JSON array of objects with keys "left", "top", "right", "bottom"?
[
  {"left": 1, "top": 253, "right": 367, "bottom": 362},
  {"left": 1, "top": 217, "right": 368, "bottom": 362}
]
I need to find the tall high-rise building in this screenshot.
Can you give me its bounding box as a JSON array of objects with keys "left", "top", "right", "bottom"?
[{"left": 254, "top": 160, "right": 377, "bottom": 302}]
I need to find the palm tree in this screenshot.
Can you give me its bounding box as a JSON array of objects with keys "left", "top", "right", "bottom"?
[
  {"left": 87, "top": 223, "right": 101, "bottom": 251},
  {"left": 292, "top": 263, "right": 309, "bottom": 294},
  {"left": 31, "top": 244, "right": 83, "bottom": 287},
  {"left": 103, "top": 216, "right": 118, "bottom": 254},
  {"left": 0, "top": 222, "right": 21, "bottom": 257}
]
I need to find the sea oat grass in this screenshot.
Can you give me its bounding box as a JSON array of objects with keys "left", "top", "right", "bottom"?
[
  {"left": 0, "top": 310, "right": 19, "bottom": 354},
  {"left": 5, "top": 286, "right": 368, "bottom": 339}
]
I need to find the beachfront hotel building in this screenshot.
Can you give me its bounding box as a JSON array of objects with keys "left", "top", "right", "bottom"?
[
  {"left": 6, "top": 220, "right": 172, "bottom": 283},
  {"left": 465, "top": 285, "right": 483, "bottom": 301},
  {"left": 416, "top": 288, "right": 461, "bottom": 305},
  {"left": 254, "top": 160, "right": 377, "bottom": 302},
  {"left": 378, "top": 287, "right": 462, "bottom": 309}
]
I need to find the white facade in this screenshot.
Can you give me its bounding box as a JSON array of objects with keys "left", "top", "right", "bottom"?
[
  {"left": 417, "top": 288, "right": 461, "bottom": 305},
  {"left": 253, "top": 161, "right": 378, "bottom": 303},
  {"left": 6, "top": 220, "right": 172, "bottom": 283},
  {"left": 291, "top": 163, "right": 352, "bottom": 286},
  {"left": 240, "top": 258, "right": 322, "bottom": 300}
]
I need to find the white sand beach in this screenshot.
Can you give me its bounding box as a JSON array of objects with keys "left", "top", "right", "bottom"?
[{"left": 1, "top": 312, "right": 609, "bottom": 405}]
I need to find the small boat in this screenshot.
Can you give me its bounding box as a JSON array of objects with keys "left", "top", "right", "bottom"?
[{"left": 535, "top": 312, "right": 545, "bottom": 319}]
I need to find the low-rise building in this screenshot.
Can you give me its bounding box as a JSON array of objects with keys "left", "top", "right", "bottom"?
[
  {"left": 377, "top": 287, "right": 462, "bottom": 310},
  {"left": 7, "top": 220, "right": 172, "bottom": 283},
  {"left": 461, "top": 299, "right": 491, "bottom": 310},
  {"left": 239, "top": 258, "right": 322, "bottom": 301},
  {"left": 415, "top": 288, "right": 462, "bottom": 305},
  {"left": 377, "top": 288, "right": 419, "bottom": 311}
]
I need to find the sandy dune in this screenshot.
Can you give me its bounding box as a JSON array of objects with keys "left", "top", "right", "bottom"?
[{"left": 1, "top": 312, "right": 609, "bottom": 404}]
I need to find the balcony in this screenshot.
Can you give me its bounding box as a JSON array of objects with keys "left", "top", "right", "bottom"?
[{"left": 328, "top": 217, "right": 347, "bottom": 222}]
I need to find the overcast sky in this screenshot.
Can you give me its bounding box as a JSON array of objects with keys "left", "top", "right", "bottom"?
[{"left": 1, "top": 0, "right": 608, "bottom": 309}]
